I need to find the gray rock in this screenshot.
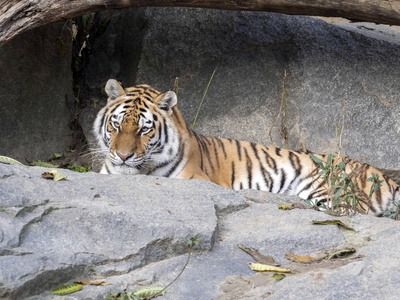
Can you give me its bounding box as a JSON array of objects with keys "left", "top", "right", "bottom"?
[
  {"left": 0, "top": 21, "right": 75, "bottom": 162},
  {"left": 136, "top": 8, "right": 400, "bottom": 169},
  {"left": 0, "top": 163, "right": 243, "bottom": 299},
  {"left": 1, "top": 164, "right": 399, "bottom": 300}
]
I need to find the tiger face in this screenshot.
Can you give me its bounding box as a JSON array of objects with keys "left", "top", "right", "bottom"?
[{"left": 94, "top": 79, "right": 179, "bottom": 175}]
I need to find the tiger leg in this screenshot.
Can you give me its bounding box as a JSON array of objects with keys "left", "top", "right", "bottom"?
[{"left": 176, "top": 166, "right": 213, "bottom": 182}]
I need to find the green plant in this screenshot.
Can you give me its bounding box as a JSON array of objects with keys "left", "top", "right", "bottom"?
[
  {"left": 48, "top": 153, "right": 64, "bottom": 160},
  {"left": 367, "top": 172, "right": 384, "bottom": 200},
  {"left": 309, "top": 153, "right": 366, "bottom": 215},
  {"left": 382, "top": 199, "right": 400, "bottom": 220},
  {"left": 106, "top": 287, "right": 165, "bottom": 300},
  {"left": 30, "top": 160, "right": 60, "bottom": 168},
  {"left": 81, "top": 14, "right": 92, "bottom": 29},
  {"left": 64, "top": 163, "right": 91, "bottom": 173},
  {"left": 309, "top": 153, "right": 387, "bottom": 216}
]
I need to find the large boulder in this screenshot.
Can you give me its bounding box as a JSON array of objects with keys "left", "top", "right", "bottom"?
[
  {"left": 0, "top": 21, "right": 75, "bottom": 162},
  {"left": 1, "top": 163, "right": 400, "bottom": 299},
  {"left": 134, "top": 8, "right": 400, "bottom": 170}
]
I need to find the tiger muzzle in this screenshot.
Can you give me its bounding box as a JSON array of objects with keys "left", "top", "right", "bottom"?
[{"left": 116, "top": 151, "right": 134, "bottom": 161}]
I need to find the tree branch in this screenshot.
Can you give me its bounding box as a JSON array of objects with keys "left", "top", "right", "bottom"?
[{"left": 2, "top": 0, "right": 400, "bottom": 47}]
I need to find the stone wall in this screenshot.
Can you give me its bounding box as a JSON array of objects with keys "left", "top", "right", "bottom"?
[
  {"left": 0, "top": 21, "right": 75, "bottom": 162},
  {"left": 134, "top": 8, "right": 400, "bottom": 169},
  {"left": 1, "top": 8, "right": 400, "bottom": 169}
]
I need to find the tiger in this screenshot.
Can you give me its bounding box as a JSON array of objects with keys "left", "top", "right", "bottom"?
[{"left": 93, "top": 79, "right": 400, "bottom": 217}]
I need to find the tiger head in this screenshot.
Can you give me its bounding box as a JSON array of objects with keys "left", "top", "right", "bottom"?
[{"left": 93, "top": 79, "right": 179, "bottom": 174}]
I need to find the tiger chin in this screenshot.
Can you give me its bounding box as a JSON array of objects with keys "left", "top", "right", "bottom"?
[{"left": 93, "top": 79, "right": 400, "bottom": 217}]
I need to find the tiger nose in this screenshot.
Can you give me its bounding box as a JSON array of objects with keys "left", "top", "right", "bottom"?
[{"left": 116, "top": 151, "right": 134, "bottom": 161}]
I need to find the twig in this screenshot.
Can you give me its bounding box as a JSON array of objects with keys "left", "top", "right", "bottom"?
[
  {"left": 192, "top": 67, "right": 217, "bottom": 129},
  {"left": 282, "top": 70, "right": 289, "bottom": 150},
  {"left": 173, "top": 77, "right": 179, "bottom": 97},
  {"left": 336, "top": 95, "right": 347, "bottom": 159},
  {"left": 146, "top": 238, "right": 199, "bottom": 300},
  {"left": 268, "top": 70, "right": 288, "bottom": 145}
]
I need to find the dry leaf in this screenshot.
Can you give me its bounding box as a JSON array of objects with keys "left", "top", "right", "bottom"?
[
  {"left": 74, "top": 279, "right": 112, "bottom": 286},
  {"left": 326, "top": 248, "right": 356, "bottom": 260},
  {"left": 278, "top": 205, "right": 294, "bottom": 210},
  {"left": 42, "top": 172, "right": 54, "bottom": 179},
  {"left": 311, "top": 220, "right": 355, "bottom": 231},
  {"left": 0, "top": 155, "right": 23, "bottom": 165},
  {"left": 285, "top": 252, "right": 318, "bottom": 263},
  {"left": 248, "top": 262, "right": 291, "bottom": 273},
  {"left": 238, "top": 245, "right": 278, "bottom": 265},
  {"left": 42, "top": 170, "right": 67, "bottom": 181},
  {"left": 50, "top": 170, "right": 67, "bottom": 181}
]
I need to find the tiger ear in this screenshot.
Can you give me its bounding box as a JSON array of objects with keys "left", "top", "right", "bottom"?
[
  {"left": 105, "top": 79, "right": 125, "bottom": 102},
  {"left": 156, "top": 91, "right": 177, "bottom": 114}
]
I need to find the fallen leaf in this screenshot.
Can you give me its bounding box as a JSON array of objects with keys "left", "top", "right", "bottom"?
[
  {"left": 0, "top": 155, "right": 23, "bottom": 165},
  {"left": 311, "top": 220, "right": 355, "bottom": 231},
  {"left": 42, "top": 172, "right": 54, "bottom": 179},
  {"left": 238, "top": 245, "right": 278, "bottom": 265},
  {"left": 50, "top": 170, "right": 67, "bottom": 181},
  {"left": 75, "top": 279, "right": 112, "bottom": 286},
  {"left": 278, "top": 205, "right": 294, "bottom": 210},
  {"left": 50, "top": 283, "right": 83, "bottom": 295},
  {"left": 133, "top": 286, "right": 166, "bottom": 298},
  {"left": 42, "top": 170, "right": 67, "bottom": 181},
  {"left": 248, "top": 262, "right": 291, "bottom": 273},
  {"left": 270, "top": 273, "right": 286, "bottom": 281},
  {"left": 285, "top": 252, "right": 318, "bottom": 263},
  {"left": 31, "top": 160, "right": 59, "bottom": 168},
  {"left": 326, "top": 248, "right": 356, "bottom": 260}
]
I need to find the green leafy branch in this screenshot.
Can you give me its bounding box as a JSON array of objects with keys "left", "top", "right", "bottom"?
[
  {"left": 382, "top": 199, "right": 400, "bottom": 220},
  {"left": 367, "top": 172, "right": 384, "bottom": 200},
  {"left": 310, "top": 153, "right": 367, "bottom": 215}
]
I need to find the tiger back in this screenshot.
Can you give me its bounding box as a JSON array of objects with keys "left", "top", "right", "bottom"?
[{"left": 93, "top": 79, "right": 400, "bottom": 217}]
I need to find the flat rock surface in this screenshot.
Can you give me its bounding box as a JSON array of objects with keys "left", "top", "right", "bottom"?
[{"left": 1, "top": 164, "right": 399, "bottom": 299}]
